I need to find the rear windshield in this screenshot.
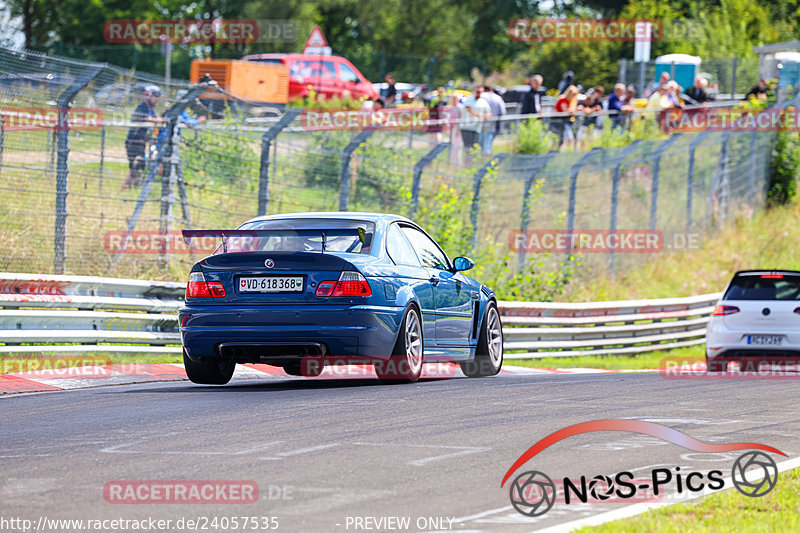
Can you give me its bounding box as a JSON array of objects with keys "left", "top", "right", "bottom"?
[
  {"left": 723, "top": 274, "right": 800, "bottom": 301},
  {"left": 219, "top": 219, "right": 374, "bottom": 254}
]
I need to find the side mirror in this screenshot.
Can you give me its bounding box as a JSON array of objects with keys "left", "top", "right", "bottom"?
[{"left": 452, "top": 256, "right": 475, "bottom": 272}]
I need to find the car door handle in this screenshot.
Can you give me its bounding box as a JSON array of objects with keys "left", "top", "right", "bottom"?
[{"left": 429, "top": 276, "right": 439, "bottom": 286}]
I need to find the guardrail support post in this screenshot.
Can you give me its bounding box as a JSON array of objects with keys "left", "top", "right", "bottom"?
[
  {"left": 648, "top": 134, "right": 681, "bottom": 230},
  {"left": 517, "top": 151, "right": 557, "bottom": 272},
  {"left": 258, "top": 109, "right": 301, "bottom": 216},
  {"left": 409, "top": 142, "right": 449, "bottom": 218},
  {"left": 339, "top": 130, "right": 374, "bottom": 211},
  {"left": 470, "top": 154, "right": 508, "bottom": 249},
  {"left": 53, "top": 66, "right": 102, "bottom": 274}
]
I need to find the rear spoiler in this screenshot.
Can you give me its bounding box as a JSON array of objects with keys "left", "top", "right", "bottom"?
[{"left": 181, "top": 228, "right": 369, "bottom": 253}]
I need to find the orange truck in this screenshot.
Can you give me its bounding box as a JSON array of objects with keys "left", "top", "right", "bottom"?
[{"left": 190, "top": 58, "right": 289, "bottom": 107}]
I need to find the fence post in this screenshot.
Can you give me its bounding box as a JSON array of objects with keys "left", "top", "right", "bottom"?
[
  {"left": 339, "top": 130, "right": 375, "bottom": 211},
  {"left": 470, "top": 154, "right": 509, "bottom": 249},
  {"left": 409, "top": 142, "right": 450, "bottom": 218},
  {"left": 516, "top": 151, "right": 557, "bottom": 272},
  {"left": 607, "top": 141, "right": 641, "bottom": 275},
  {"left": 708, "top": 132, "right": 731, "bottom": 228},
  {"left": 53, "top": 66, "right": 102, "bottom": 274},
  {"left": 566, "top": 148, "right": 602, "bottom": 256},
  {"left": 748, "top": 131, "right": 757, "bottom": 203},
  {"left": 0, "top": 115, "right": 4, "bottom": 174},
  {"left": 98, "top": 125, "right": 106, "bottom": 194},
  {"left": 686, "top": 131, "right": 712, "bottom": 233},
  {"left": 258, "top": 109, "right": 301, "bottom": 216},
  {"left": 648, "top": 134, "right": 681, "bottom": 230},
  {"left": 158, "top": 120, "right": 180, "bottom": 271},
  {"left": 731, "top": 57, "right": 738, "bottom": 97}
]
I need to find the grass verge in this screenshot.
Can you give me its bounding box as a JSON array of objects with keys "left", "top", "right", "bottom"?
[
  {"left": 579, "top": 468, "right": 800, "bottom": 533},
  {"left": 506, "top": 345, "right": 704, "bottom": 370}
]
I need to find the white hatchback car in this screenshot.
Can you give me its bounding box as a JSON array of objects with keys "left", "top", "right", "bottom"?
[{"left": 706, "top": 270, "right": 800, "bottom": 372}]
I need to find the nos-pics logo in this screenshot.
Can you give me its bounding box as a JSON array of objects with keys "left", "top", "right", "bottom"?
[{"left": 501, "top": 419, "right": 784, "bottom": 517}]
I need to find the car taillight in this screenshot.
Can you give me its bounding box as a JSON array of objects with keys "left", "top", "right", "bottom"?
[
  {"left": 794, "top": 308, "right": 800, "bottom": 314},
  {"left": 761, "top": 274, "right": 783, "bottom": 279},
  {"left": 315, "top": 271, "right": 371, "bottom": 297},
  {"left": 712, "top": 305, "right": 740, "bottom": 316},
  {"left": 186, "top": 272, "right": 225, "bottom": 298}
]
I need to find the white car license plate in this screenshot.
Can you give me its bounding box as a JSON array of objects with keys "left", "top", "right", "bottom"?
[
  {"left": 747, "top": 335, "right": 783, "bottom": 345},
  {"left": 239, "top": 276, "right": 304, "bottom": 293}
]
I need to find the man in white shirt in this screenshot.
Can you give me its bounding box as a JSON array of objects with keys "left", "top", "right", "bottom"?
[
  {"left": 481, "top": 85, "right": 506, "bottom": 154},
  {"left": 459, "top": 86, "right": 491, "bottom": 154}
]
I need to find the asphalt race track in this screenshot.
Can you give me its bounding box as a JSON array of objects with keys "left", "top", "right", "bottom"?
[{"left": 2, "top": 371, "right": 798, "bottom": 532}]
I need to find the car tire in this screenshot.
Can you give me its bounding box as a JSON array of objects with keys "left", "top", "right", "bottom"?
[
  {"left": 183, "top": 350, "right": 236, "bottom": 385},
  {"left": 461, "top": 302, "right": 503, "bottom": 378},
  {"left": 376, "top": 305, "right": 424, "bottom": 383}
]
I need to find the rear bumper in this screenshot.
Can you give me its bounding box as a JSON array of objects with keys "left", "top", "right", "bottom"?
[{"left": 179, "top": 304, "right": 405, "bottom": 363}]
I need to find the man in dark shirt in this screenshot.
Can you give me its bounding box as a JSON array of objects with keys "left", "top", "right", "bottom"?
[
  {"left": 744, "top": 78, "right": 773, "bottom": 102},
  {"left": 383, "top": 73, "right": 397, "bottom": 107},
  {"left": 684, "top": 77, "right": 712, "bottom": 105},
  {"left": 123, "top": 85, "right": 165, "bottom": 190},
  {"left": 521, "top": 74, "right": 544, "bottom": 114}
]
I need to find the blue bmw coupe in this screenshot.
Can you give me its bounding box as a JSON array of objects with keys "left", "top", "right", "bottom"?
[{"left": 179, "top": 212, "right": 503, "bottom": 384}]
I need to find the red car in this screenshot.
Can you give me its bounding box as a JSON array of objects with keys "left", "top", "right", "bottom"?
[{"left": 242, "top": 53, "right": 378, "bottom": 101}]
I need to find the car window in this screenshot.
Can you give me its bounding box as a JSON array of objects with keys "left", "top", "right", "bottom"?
[
  {"left": 339, "top": 63, "right": 360, "bottom": 83},
  {"left": 400, "top": 226, "right": 449, "bottom": 270},
  {"left": 289, "top": 61, "right": 337, "bottom": 81},
  {"left": 724, "top": 274, "right": 800, "bottom": 301},
  {"left": 386, "top": 224, "right": 421, "bottom": 267}
]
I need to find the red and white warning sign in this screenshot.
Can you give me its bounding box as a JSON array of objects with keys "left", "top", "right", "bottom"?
[{"left": 303, "top": 25, "right": 332, "bottom": 55}]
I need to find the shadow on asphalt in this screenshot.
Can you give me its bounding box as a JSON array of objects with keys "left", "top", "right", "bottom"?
[{"left": 107, "top": 376, "right": 461, "bottom": 394}]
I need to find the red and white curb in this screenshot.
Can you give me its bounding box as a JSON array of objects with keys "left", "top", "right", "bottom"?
[{"left": 0, "top": 363, "right": 662, "bottom": 395}]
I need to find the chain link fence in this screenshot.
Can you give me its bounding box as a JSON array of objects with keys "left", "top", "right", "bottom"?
[{"left": 0, "top": 46, "right": 777, "bottom": 292}]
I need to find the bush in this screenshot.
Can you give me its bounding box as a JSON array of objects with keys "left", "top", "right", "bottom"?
[
  {"left": 768, "top": 131, "right": 800, "bottom": 207},
  {"left": 513, "top": 117, "right": 559, "bottom": 154}
]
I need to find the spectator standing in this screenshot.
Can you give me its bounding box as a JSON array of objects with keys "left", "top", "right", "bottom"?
[
  {"left": 383, "top": 73, "right": 397, "bottom": 107},
  {"left": 745, "top": 78, "right": 772, "bottom": 102},
  {"left": 122, "top": 84, "right": 165, "bottom": 190},
  {"left": 607, "top": 83, "right": 627, "bottom": 128},
  {"left": 684, "top": 77, "right": 711, "bottom": 105},
  {"left": 645, "top": 72, "right": 669, "bottom": 98},
  {"left": 554, "top": 85, "right": 579, "bottom": 147},
  {"left": 646, "top": 84, "right": 671, "bottom": 112},
  {"left": 481, "top": 85, "right": 506, "bottom": 154},
  {"left": 557, "top": 71, "right": 575, "bottom": 95},
  {"left": 665, "top": 80, "right": 684, "bottom": 108},
  {"left": 447, "top": 93, "right": 463, "bottom": 165},
  {"left": 521, "top": 74, "right": 544, "bottom": 114},
  {"left": 460, "top": 86, "right": 491, "bottom": 160}
]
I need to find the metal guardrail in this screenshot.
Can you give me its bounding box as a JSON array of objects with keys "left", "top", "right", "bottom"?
[
  {"left": 0, "top": 273, "right": 183, "bottom": 353},
  {"left": 498, "top": 293, "right": 722, "bottom": 358},
  {"left": 0, "top": 273, "right": 720, "bottom": 359}
]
